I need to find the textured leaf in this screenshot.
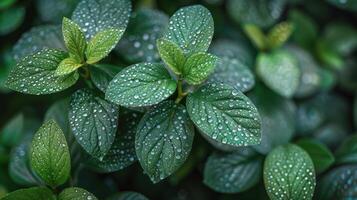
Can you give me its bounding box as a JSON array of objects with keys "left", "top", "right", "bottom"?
[
  {"left": 1, "top": 187, "right": 55, "bottom": 200},
  {"left": 116, "top": 9, "right": 169, "bottom": 63},
  {"left": 267, "top": 21, "right": 293, "bottom": 49},
  {"left": 36, "top": 0, "right": 78, "bottom": 23},
  {"left": 257, "top": 50, "right": 300, "bottom": 98},
  {"left": 109, "top": 192, "right": 149, "bottom": 200},
  {"left": 136, "top": 100, "right": 194, "bottom": 183},
  {"left": 58, "top": 187, "right": 97, "bottom": 200},
  {"left": 296, "top": 139, "right": 335, "bottom": 174},
  {"left": 186, "top": 83, "right": 261, "bottom": 146},
  {"left": 55, "top": 57, "right": 83, "bottom": 76},
  {"left": 106, "top": 63, "right": 177, "bottom": 107},
  {"left": 182, "top": 53, "right": 218, "bottom": 85},
  {"left": 62, "top": 17, "right": 86, "bottom": 63},
  {"left": 89, "top": 64, "right": 123, "bottom": 93},
  {"left": 72, "top": 0, "right": 131, "bottom": 39},
  {"left": 204, "top": 148, "right": 263, "bottom": 193},
  {"left": 0, "top": 6, "right": 25, "bottom": 36},
  {"left": 30, "top": 120, "right": 71, "bottom": 187},
  {"left": 6, "top": 49, "right": 79, "bottom": 95},
  {"left": 157, "top": 38, "right": 185, "bottom": 75},
  {"left": 0, "top": 113, "right": 24, "bottom": 147},
  {"left": 12, "top": 25, "right": 65, "bottom": 61},
  {"left": 85, "top": 29, "right": 124, "bottom": 64},
  {"left": 69, "top": 89, "right": 119, "bottom": 160},
  {"left": 264, "top": 144, "right": 316, "bottom": 200},
  {"left": 335, "top": 135, "right": 357, "bottom": 165},
  {"left": 242, "top": 24, "right": 266, "bottom": 50},
  {"left": 164, "top": 5, "right": 214, "bottom": 56}
]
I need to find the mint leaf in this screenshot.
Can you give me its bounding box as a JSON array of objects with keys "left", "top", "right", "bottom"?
[
  {"left": 30, "top": 120, "right": 71, "bottom": 188},
  {"left": 58, "top": 187, "right": 97, "bottom": 200},
  {"left": 186, "top": 83, "right": 261, "bottom": 146},
  {"left": 89, "top": 64, "right": 123, "bottom": 93},
  {"left": 335, "top": 135, "right": 357, "bottom": 165},
  {"left": 264, "top": 144, "right": 316, "bottom": 200},
  {"left": 0, "top": 113, "right": 24, "bottom": 147},
  {"left": 116, "top": 9, "right": 169, "bottom": 63},
  {"left": 85, "top": 29, "right": 124, "bottom": 64},
  {"left": 6, "top": 49, "right": 79, "bottom": 95},
  {"left": 204, "top": 148, "right": 263, "bottom": 193},
  {"left": 62, "top": 17, "right": 87, "bottom": 63},
  {"left": 267, "top": 21, "right": 294, "bottom": 49},
  {"left": 182, "top": 52, "right": 218, "bottom": 85},
  {"left": 164, "top": 5, "right": 214, "bottom": 56},
  {"left": 13, "top": 25, "right": 65, "bottom": 61},
  {"left": 157, "top": 38, "right": 185, "bottom": 75},
  {"left": 109, "top": 192, "right": 149, "bottom": 200},
  {"left": 72, "top": 0, "right": 131, "bottom": 39},
  {"left": 106, "top": 63, "right": 177, "bottom": 107},
  {"left": 296, "top": 139, "right": 335, "bottom": 174},
  {"left": 1, "top": 187, "right": 55, "bottom": 200},
  {"left": 55, "top": 57, "right": 83, "bottom": 76},
  {"left": 136, "top": 101, "right": 194, "bottom": 183},
  {"left": 257, "top": 50, "right": 300, "bottom": 98},
  {"left": 69, "top": 89, "right": 119, "bottom": 160}
]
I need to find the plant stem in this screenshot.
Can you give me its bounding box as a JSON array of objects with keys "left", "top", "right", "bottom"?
[{"left": 175, "top": 79, "right": 188, "bottom": 104}]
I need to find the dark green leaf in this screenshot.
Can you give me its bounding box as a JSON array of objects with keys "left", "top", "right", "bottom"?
[
  {"left": 30, "top": 120, "right": 71, "bottom": 187},
  {"left": 0, "top": 0, "right": 16, "bottom": 9},
  {"left": 58, "top": 187, "right": 97, "bottom": 200},
  {"left": 106, "top": 63, "right": 177, "bottom": 107},
  {"left": 186, "top": 83, "right": 261, "bottom": 146},
  {"left": 1, "top": 187, "right": 55, "bottom": 200},
  {"left": 335, "top": 135, "right": 357, "bottom": 165},
  {"left": 204, "top": 148, "right": 263, "bottom": 193},
  {"left": 264, "top": 144, "right": 316, "bottom": 200},
  {"left": 69, "top": 89, "right": 119, "bottom": 160},
  {"left": 157, "top": 38, "right": 185, "bottom": 75},
  {"left": 0, "top": 6, "right": 25, "bottom": 36},
  {"left": 36, "top": 0, "right": 79, "bottom": 23},
  {"left": 289, "top": 10, "right": 318, "bottom": 49},
  {"left": 164, "top": 5, "right": 214, "bottom": 56},
  {"left": 108, "top": 191, "right": 149, "bottom": 200},
  {"left": 6, "top": 49, "right": 79, "bottom": 95},
  {"left": 136, "top": 100, "right": 194, "bottom": 183},
  {"left": 313, "top": 123, "right": 348, "bottom": 149},
  {"left": 0, "top": 113, "right": 24, "bottom": 147},
  {"left": 72, "top": 0, "right": 131, "bottom": 39},
  {"left": 62, "top": 17, "right": 87, "bottom": 63},
  {"left": 296, "top": 139, "right": 335, "bottom": 174},
  {"left": 89, "top": 64, "right": 123, "bottom": 93}
]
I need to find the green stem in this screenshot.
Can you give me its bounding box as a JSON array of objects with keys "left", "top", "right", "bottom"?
[{"left": 175, "top": 79, "right": 188, "bottom": 104}]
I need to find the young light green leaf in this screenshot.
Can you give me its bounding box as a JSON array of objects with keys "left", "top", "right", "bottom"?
[
  {"left": 264, "top": 144, "right": 316, "bottom": 200},
  {"left": 108, "top": 192, "right": 149, "bottom": 200},
  {"left": 186, "top": 83, "right": 261, "bottom": 146},
  {"left": 69, "top": 89, "right": 119, "bottom": 160},
  {"left": 106, "top": 63, "right": 177, "bottom": 107},
  {"left": 58, "top": 187, "right": 97, "bottom": 200},
  {"left": 136, "top": 100, "right": 194, "bottom": 183},
  {"left": 335, "top": 135, "right": 357, "bottom": 165},
  {"left": 164, "top": 5, "right": 214, "bottom": 56},
  {"left": 55, "top": 57, "right": 83, "bottom": 76},
  {"left": 204, "top": 148, "right": 263, "bottom": 193},
  {"left": 6, "top": 49, "right": 79, "bottom": 95},
  {"left": 296, "top": 139, "right": 335, "bottom": 174},
  {"left": 89, "top": 64, "right": 123, "bottom": 93},
  {"left": 1, "top": 187, "right": 55, "bottom": 200},
  {"left": 62, "top": 17, "right": 87, "bottom": 63},
  {"left": 267, "top": 21, "right": 294, "bottom": 49},
  {"left": 30, "top": 120, "right": 71, "bottom": 188},
  {"left": 85, "top": 28, "right": 124, "bottom": 64},
  {"left": 157, "top": 38, "right": 185, "bottom": 75},
  {"left": 182, "top": 52, "right": 218, "bottom": 85},
  {"left": 257, "top": 50, "right": 300, "bottom": 98},
  {"left": 0, "top": 113, "right": 24, "bottom": 147},
  {"left": 242, "top": 24, "right": 266, "bottom": 50}
]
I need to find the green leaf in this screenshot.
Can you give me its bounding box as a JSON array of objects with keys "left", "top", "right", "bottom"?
[
  {"left": 289, "top": 10, "right": 318, "bottom": 49},
  {"left": 85, "top": 29, "right": 124, "bottom": 64},
  {"left": 164, "top": 5, "right": 214, "bottom": 56},
  {"left": 0, "top": 113, "right": 24, "bottom": 147},
  {"left": 296, "top": 139, "right": 335, "bottom": 174},
  {"left": 6, "top": 49, "right": 79, "bottom": 95},
  {"left": 55, "top": 57, "right": 83, "bottom": 76},
  {"left": 267, "top": 21, "right": 293, "bottom": 49},
  {"left": 108, "top": 192, "right": 149, "bottom": 200},
  {"left": 1, "top": 187, "right": 55, "bottom": 200},
  {"left": 89, "top": 64, "right": 123, "bottom": 93},
  {"left": 72, "top": 0, "right": 131, "bottom": 39},
  {"left": 36, "top": 0, "right": 78, "bottom": 23},
  {"left": 257, "top": 50, "right": 300, "bottom": 98},
  {"left": 13, "top": 25, "right": 65, "bottom": 61},
  {"left": 62, "top": 17, "right": 87, "bottom": 63},
  {"left": 182, "top": 53, "right": 218, "bottom": 85},
  {"left": 116, "top": 8, "right": 169, "bottom": 63},
  {"left": 242, "top": 24, "right": 266, "bottom": 50},
  {"left": 44, "top": 99, "right": 71, "bottom": 135},
  {"left": 30, "top": 120, "right": 71, "bottom": 188},
  {"left": 203, "top": 148, "right": 263, "bottom": 193},
  {"left": 186, "top": 82, "right": 261, "bottom": 146},
  {"left": 156, "top": 38, "right": 185, "bottom": 75},
  {"left": 136, "top": 100, "right": 194, "bottom": 183},
  {"left": 69, "top": 89, "right": 119, "bottom": 159},
  {"left": 58, "top": 187, "right": 97, "bottom": 200},
  {"left": 316, "top": 164, "right": 357, "bottom": 200},
  {"left": 0, "top": 6, "right": 25, "bottom": 36},
  {"left": 106, "top": 63, "right": 177, "bottom": 107},
  {"left": 264, "top": 144, "right": 316, "bottom": 200},
  {"left": 335, "top": 135, "right": 357, "bottom": 165}
]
